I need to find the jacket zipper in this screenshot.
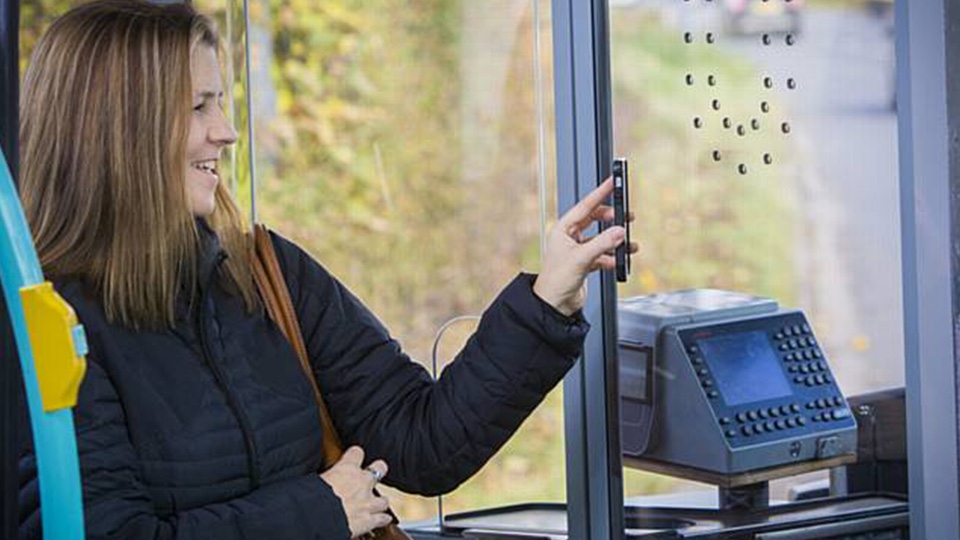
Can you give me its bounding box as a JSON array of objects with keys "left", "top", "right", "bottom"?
[{"left": 196, "top": 253, "right": 262, "bottom": 489}]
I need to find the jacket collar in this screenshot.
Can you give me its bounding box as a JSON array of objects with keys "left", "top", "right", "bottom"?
[{"left": 195, "top": 218, "right": 227, "bottom": 289}]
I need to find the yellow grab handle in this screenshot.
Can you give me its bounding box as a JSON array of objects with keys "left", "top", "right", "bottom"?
[{"left": 21, "top": 282, "right": 88, "bottom": 412}]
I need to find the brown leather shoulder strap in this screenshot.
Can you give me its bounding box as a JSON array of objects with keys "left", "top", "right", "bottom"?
[
  {"left": 249, "top": 225, "right": 410, "bottom": 539},
  {"left": 250, "top": 224, "right": 344, "bottom": 464}
]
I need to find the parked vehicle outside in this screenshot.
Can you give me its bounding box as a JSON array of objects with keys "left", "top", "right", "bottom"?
[
  {"left": 723, "top": 0, "right": 804, "bottom": 35},
  {"left": 865, "top": 0, "right": 894, "bottom": 19}
]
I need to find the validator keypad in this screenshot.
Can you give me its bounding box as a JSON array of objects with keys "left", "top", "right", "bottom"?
[{"left": 681, "top": 314, "right": 854, "bottom": 446}]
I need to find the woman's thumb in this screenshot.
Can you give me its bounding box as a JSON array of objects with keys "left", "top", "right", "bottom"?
[{"left": 340, "top": 446, "right": 364, "bottom": 467}]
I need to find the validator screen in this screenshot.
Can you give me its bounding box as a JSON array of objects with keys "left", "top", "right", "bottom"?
[{"left": 698, "top": 330, "right": 792, "bottom": 407}]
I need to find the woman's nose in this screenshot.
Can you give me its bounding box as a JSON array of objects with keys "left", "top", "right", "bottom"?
[{"left": 210, "top": 115, "right": 238, "bottom": 147}]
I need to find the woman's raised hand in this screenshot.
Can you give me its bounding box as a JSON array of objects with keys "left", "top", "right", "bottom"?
[
  {"left": 533, "top": 177, "right": 636, "bottom": 316},
  {"left": 319, "top": 446, "right": 391, "bottom": 538}
]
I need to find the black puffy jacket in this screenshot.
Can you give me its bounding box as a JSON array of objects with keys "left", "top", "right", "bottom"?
[{"left": 18, "top": 230, "right": 588, "bottom": 539}]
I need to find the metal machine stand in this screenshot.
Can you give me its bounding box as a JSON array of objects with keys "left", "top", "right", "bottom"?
[
  {"left": 424, "top": 452, "right": 909, "bottom": 539},
  {"left": 718, "top": 482, "right": 769, "bottom": 512}
]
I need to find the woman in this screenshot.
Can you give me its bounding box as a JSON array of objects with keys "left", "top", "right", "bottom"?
[{"left": 17, "top": 1, "right": 629, "bottom": 539}]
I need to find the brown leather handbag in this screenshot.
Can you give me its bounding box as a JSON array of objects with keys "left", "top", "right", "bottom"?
[{"left": 250, "top": 224, "right": 412, "bottom": 540}]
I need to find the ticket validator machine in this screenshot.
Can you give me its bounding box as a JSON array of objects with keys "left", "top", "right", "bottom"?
[
  {"left": 435, "top": 290, "right": 908, "bottom": 539},
  {"left": 619, "top": 289, "right": 856, "bottom": 478}
]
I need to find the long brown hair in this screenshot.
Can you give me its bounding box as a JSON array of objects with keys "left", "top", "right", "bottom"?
[{"left": 20, "top": 0, "right": 257, "bottom": 330}]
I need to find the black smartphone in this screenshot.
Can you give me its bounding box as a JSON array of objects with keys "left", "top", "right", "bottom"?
[{"left": 613, "top": 157, "right": 631, "bottom": 282}]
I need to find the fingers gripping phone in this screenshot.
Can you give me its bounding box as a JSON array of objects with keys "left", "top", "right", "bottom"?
[{"left": 613, "top": 158, "right": 631, "bottom": 282}]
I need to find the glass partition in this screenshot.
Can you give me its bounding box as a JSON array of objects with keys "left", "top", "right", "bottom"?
[
  {"left": 221, "top": 0, "right": 561, "bottom": 521},
  {"left": 608, "top": 0, "right": 900, "bottom": 501},
  {"left": 21, "top": 0, "right": 563, "bottom": 523}
]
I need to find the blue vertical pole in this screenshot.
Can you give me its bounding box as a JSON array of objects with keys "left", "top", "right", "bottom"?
[{"left": 0, "top": 149, "right": 85, "bottom": 539}]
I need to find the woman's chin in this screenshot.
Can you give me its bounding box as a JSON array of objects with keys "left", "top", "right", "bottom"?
[{"left": 190, "top": 198, "right": 217, "bottom": 217}]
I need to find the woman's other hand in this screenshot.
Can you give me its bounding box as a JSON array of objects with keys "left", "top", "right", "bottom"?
[
  {"left": 533, "top": 177, "right": 636, "bottom": 316},
  {"left": 319, "top": 446, "right": 391, "bottom": 538}
]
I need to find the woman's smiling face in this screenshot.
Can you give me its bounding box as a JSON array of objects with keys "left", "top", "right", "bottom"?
[{"left": 185, "top": 45, "right": 237, "bottom": 216}]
